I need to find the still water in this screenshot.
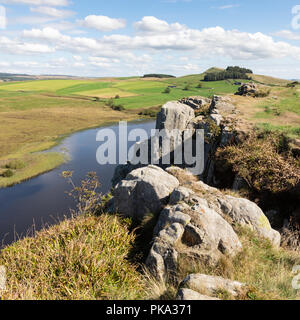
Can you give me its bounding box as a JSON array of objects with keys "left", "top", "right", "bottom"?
[{"left": 0, "top": 120, "right": 155, "bottom": 245}]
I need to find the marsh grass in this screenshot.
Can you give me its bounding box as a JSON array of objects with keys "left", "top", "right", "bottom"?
[{"left": 0, "top": 153, "right": 65, "bottom": 188}]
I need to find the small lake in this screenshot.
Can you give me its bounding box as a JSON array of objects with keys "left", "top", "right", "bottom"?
[{"left": 0, "top": 120, "right": 155, "bottom": 246}]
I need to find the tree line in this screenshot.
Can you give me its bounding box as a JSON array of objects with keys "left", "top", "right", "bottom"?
[{"left": 204, "top": 66, "right": 253, "bottom": 81}]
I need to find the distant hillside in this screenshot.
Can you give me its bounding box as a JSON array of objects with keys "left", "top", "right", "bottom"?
[
  {"left": 0, "top": 72, "right": 80, "bottom": 82},
  {"left": 250, "top": 74, "right": 292, "bottom": 86},
  {"left": 143, "top": 74, "right": 176, "bottom": 79}
]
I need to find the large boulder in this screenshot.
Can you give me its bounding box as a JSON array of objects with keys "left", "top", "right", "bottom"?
[
  {"left": 182, "top": 203, "right": 242, "bottom": 258},
  {"left": 156, "top": 101, "right": 195, "bottom": 131},
  {"left": 218, "top": 196, "right": 281, "bottom": 247},
  {"left": 113, "top": 165, "right": 179, "bottom": 220},
  {"left": 181, "top": 274, "right": 245, "bottom": 298},
  {"left": 236, "top": 82, "right": 258, "bottom": 96}
]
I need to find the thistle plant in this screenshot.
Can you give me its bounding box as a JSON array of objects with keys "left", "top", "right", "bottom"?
[{"left": 61, "top": 171, "right": 102, "bottom": 216}]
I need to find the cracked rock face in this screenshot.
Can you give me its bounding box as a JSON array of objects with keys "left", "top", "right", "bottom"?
[
  {"left": 113, "top": 165, "right": 179, "bottom": 220},
  {"left": 156, "top": 101, "right": 195, "bottom": 131},
  {"left": 146, "top": 183, "right": 242, "bottom": 282}
]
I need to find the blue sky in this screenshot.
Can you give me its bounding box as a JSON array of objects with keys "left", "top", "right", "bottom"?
[{"left": 0, "top": 0, "right": 300, "bottom": 78}]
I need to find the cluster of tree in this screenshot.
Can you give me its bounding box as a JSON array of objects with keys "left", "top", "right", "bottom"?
[
  {"left": 143, "top": 74, "right": 176, "bottom": 78},
  {"left": 204, "top": 66, "right": 253, "bottom": 82}
]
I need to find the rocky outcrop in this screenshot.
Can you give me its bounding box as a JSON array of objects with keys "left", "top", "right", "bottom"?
[
  {"left": 109, "top": 93, "right": 284, "bottom": 300},
  {"left": 179, "top": 97, "right": 211, "bottom": 110},
  {"left": 156, "top": 101, "right": 195, "bottom": 130},
  {"left": 236, "top": 82, "right": 258, "bottom": 96},
  {"left": 178, "top": 274, "right": 245, "bottom": 299},
  {"left": 210, "top": 95, "right": 236, "bottom": 114},
  {"left": 218, "top": 196, "right": 281, "bottom": 247},
  {"left": 113, "top": 165, "right": 179, "bottom": 220}
]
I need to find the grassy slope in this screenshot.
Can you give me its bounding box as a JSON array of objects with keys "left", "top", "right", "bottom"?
[
  {"left": 0, "top": 204, "right": 299, "bottom": 300},
  {"left": 231, "top": 85, "right": 300, "bottom": 138},
  {"left": 174, "top": 226, "right": 300, "bottom": 300},
  {"left": 0, "top": 214, "right": 149, "bottom": 300}
]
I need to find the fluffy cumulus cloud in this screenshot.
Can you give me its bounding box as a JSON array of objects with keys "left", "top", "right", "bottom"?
[
  {"left": 21, "top": 17, "right": 300, "bottom": 61},
  {"left": 2, "top": 11, "right": 300, "bottom": 76},
  {"left": 0, "top": 35, "right": 55, "bottom": 54},
  {"left": 79, "top": 15, "right": 126, "bottom": 32}
]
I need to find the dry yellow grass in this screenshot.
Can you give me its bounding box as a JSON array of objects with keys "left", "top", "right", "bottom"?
[
  {"left": 250, "top": 74, "right": 291, "bottom": 86},
  {"left": 0, "top": 107, "right": 137, "bottom": 159}
]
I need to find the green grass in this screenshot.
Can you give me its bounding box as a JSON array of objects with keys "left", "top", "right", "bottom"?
[
  {"left": 0, "top": 152, "right": 66, "bottom": 188},
  {"left": 258, "top": 123, "right": 300, "bottom": 138},
  {"left": 0, "top": 76, "right": 241, "bottom": 110},
  {"left": 173, "top": 226, "right": 300, "bottom": 300},
  {"left": 0, "top": 214, "right": 149, "bottom": 300},
  {"left": 0, "top": 80, "right": 93, "bottom": 92},
  {"left": 252, "top": 87, "right": 300, "bottom": 137},
  {"left": 56, "top": 82, "right": 111, "bottom": 95}
]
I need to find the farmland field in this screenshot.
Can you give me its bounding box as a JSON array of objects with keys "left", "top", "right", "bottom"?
[{"left": 0, "top": 76, "right": 242, "bottom": 109}]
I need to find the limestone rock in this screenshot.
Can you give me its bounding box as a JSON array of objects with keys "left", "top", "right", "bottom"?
[
  {"left": 210, "top": 95, "right": 236, "bottom": 114},
  {"left": 169, "top": 186, "right": 194, "bottom": 205},
  {"left": 183, "top": 203, "right": 242, "bottom": 256},
  {"left": 236, "top": 82, "right": 258, "bottom": 96},
  {"left": 181, "top": 274, "right": 245, "bottom": 298},
  {"left": 177, "top": 288, "right": 220, "bottom": 300},
  {"left": 154, "top": 204, "right": 191, "bottom": 235},
  {"left": 179, "top": 96, "right": 211, "bottom": 110},
  {"left": 158, "top": 223, "right": 185, "bottom": 246},
  {"left": 156, "top": 101, "right": 195, "bottom": 131},
  {"left": 218, "top": 196, "right": 281, "bottom": 247},
  {"left": 113, "top": 165, "right": 179, "bottom": 220}
]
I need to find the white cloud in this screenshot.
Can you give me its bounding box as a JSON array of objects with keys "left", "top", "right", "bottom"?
[
  {"left": 22, "top": 21, "right": 300, "bottom": 62},
  {"left": 134, "top": 16, "right": 183, "bottom": 33},
  {"left": 73, "top": 55, "right": 82, "bottom": 61},
  {"left": 1, "top": 0, "right": 69, "bottom": 6},
  {"left": 79, "top": 15, "right": 126, "bottom": 32},
  {"left": 273, "top": 30, "right": 300, "bottom": 41},
  {"left": 0, "top": 35, "right": 55, "bottom": 54},
  {"left": 30, "top": 6, "right": 74, "bottom": 18},
  {"left": 216, "top": 4, "right": 240, "bottom": 10}
]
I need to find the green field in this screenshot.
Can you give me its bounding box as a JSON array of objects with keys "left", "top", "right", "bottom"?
[{"left": 0, "top": 76, "right": 241, "bottom": 109}]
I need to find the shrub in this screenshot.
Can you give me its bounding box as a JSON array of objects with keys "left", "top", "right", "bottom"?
[
  {"left": 196, "top": 83, "right": 202, "bottom": 88},
  {"left": 106, "top": 98, "right": 114, "bottom": 107},
  {"left": 163, "top": 87, "right": 171, "bottom": 94},
  {"left": 253, "top": 88, "right": 271, "bottom": 98},
  {"left": 216, "top": 133, "right": 300, "bottom": 193},
  {"left": 115, "top": 95, "right": 120, "bottom": 99},
  {"left": 112, "top": 104, "right": 125, "bottom": 111},
  {"left": 5, "top": 159, "right": 26, "bottom": 170},
  {"left": 2, "top": 169, "right": 14, "bottom": 177},
  {"left": 138, "top": 110, "right": 157, "bottom": 118},
  {"left": 183, "top": 84, "right": 191, "bottom": 91}
]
